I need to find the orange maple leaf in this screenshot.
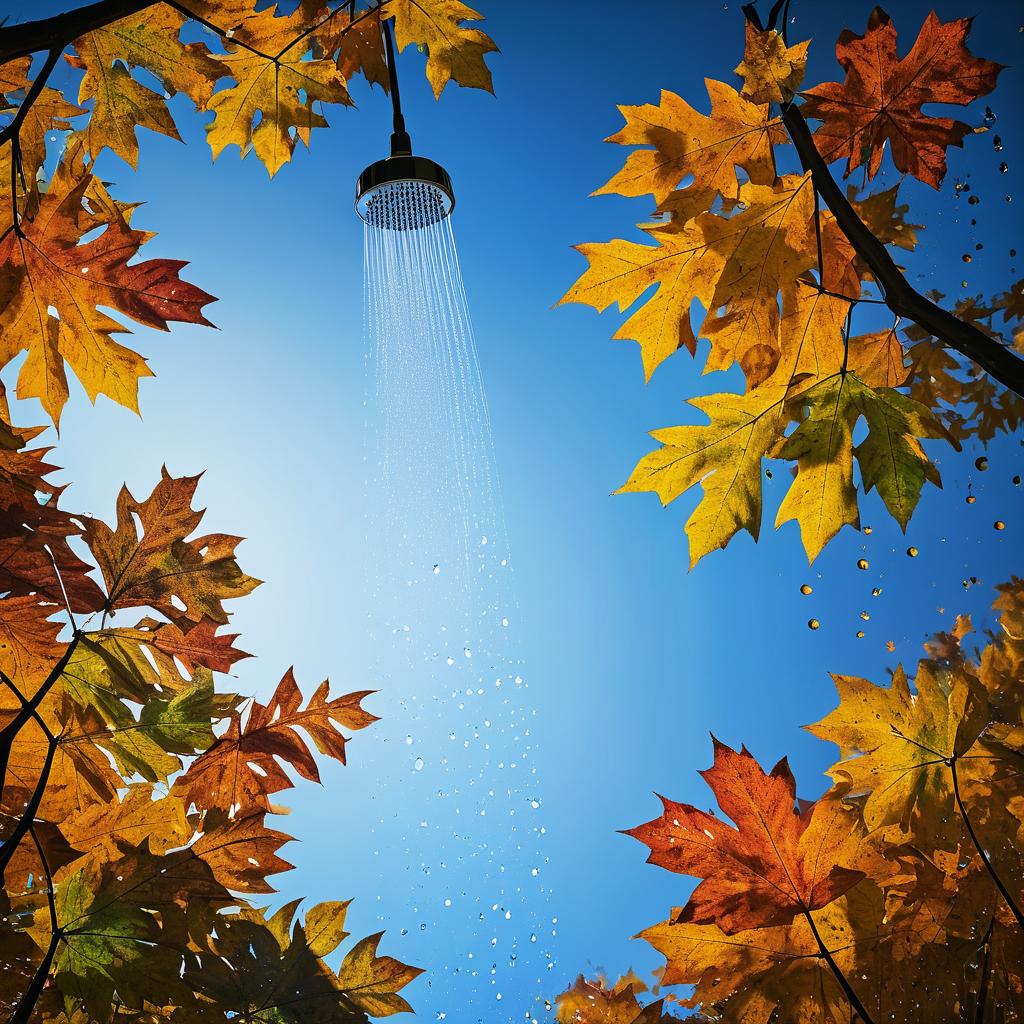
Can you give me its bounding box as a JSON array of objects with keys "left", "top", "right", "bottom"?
[
  {"left": 801, "top": 7, "right": 1002, "bottom": 188},
  {"left": 625, "top": 739, "right": 864, "bottom": 933}
]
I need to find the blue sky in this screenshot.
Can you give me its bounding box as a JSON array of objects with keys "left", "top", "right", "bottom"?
[{"left": 5, "top": 0, "right": 1023, "bottom": 1020}]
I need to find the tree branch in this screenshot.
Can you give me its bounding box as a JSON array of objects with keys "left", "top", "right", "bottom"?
[
  {"left": 779, "top": 99, "right": 1024, "bottom": 399},
  {"left": 0, "top": 0, "right": 159, "bottom": 62}
]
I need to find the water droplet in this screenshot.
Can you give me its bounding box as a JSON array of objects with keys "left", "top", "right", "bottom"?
[
  {"left": 872, "top": 587, "right": 882, "bottom": 597},
  {"left": 999, "top": 162, "right": 1009, "bottom": 174},
  {"left": 975, "top": 456, "right": 989, "bottom": 471},
  {"left": 968, "top": 194, "right": 980, "bottom": 205},
  {"left": 907, "top": 546, "right": 918, "bottom": 557},
  {"left": 808, "top": 618, "right": 820, "bottom": 630},
  {"left": 962, "top": 253, "right": 972, "bottom": 263},
  {"left": 856, "top": 630, "right": 865, "bottom": 639},
  {"left": 432, "top": 563, "right": 440, "bottom": 574},
  {"left": 864, "top": 525, "right": 872, "bottom": 535},
  {"left": 859, "top": 611, "right": 870, "bottom": 621},
  {"left": 994, "top": 520, "right": 1005, "bottom": 531},
  {"left": 857, "top": 559, "right": 869, "bottom": 570},
  {"left": 1013, "top": 475, "right": 1021, "bottom": 485},
  {"left": 414, "top": 756, "right": 424, "bottom": 771},
  {"left": 994, "top": 135, "right": 1003, "bottom": 151},
  {"left": 800, "top": 583, "right": 813, "bottom": 595}
]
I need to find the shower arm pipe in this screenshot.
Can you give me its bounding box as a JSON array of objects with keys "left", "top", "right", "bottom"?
[{"left": 380, "top": 14, "right": 412, "bottom": 156}]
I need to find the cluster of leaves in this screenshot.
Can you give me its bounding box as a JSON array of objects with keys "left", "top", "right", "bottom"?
[
  {"left": 0, "top": 0, "right": 497, "bottom": 427},
  {"left": 0, "top": 418, "right": 421, "bottom": 1022},
  {"left": 557, "top": 578, "right": 1024, "bottom": 1023},
  {"left": 560, "top": 6, "right": 1024, "bottom": 568},
  {"left": 0, "top": 2, "right": 498, "bottom": 1021}
]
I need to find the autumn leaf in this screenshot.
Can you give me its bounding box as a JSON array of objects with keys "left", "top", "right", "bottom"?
[
  {"left": 561, "top": 174, "right": 816, "bottom": 382},
  {"left": 0, "top": 596, "right": 63, "bottom": 691},
  {"left": 319, "top": 7, "right": 390, "bottom": 89},
  {"left": 801, "top": 7, "right": 1003, "bottom": 188},
  {"left": 625, "top": 739, "right": 864, "bottom": 933},
  {"left": 387, "top": 0, "right": 497, "bottom": 98},
  {"left": 775, "top": 372, "right": 952, "bottom": 560},
  {"left": 335, "top": 931, "right": 424, "bottom": 1016},
  {"left": 83, "top": 469, "right": 259, "bottom": 626},
  {"left": 638, "top": 883, "right": 895, "bottom": 1023},
  {"left": 593, "top": 80, "right": 785, "bottom": 203},
  {"left": 176, "top": 669, "right": 376, "bottom": 813},
  {"left": 0, "top": 163, "right": 216, "bottom": 426},
  {"left": 808, "top": 661, "right": 990, "bottom": 839},
  {"left": 735, "top": 23, "right": 809, "bottom": 104},
  {"left": 67, "top": 6, "right": 226, "bottom": 167},
  {"left": 556, "top": 975, "right": 671, "bottom": 1024},
  {"left": 206, "top": 1, "right": 351, "bottom": 177},
  {"left": 618, "top": 383, "right": 790, "bottom": 567}
]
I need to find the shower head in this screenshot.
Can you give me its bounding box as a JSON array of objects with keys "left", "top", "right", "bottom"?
[
  {"left": 354, "top": 13, "right": 455, "bottom": 231},
  {"left": 355, "top": 153, "right": 455, "bottom": 231}
]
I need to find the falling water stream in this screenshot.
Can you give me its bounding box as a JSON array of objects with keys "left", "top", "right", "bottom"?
[{"left": 361, "top": 184, "right": 553, "bottom": 1022}]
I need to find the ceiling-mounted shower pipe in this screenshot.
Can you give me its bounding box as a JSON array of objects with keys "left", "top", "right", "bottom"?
[{"left": 355, "top": 9, "right": 455, "bottom": 230}]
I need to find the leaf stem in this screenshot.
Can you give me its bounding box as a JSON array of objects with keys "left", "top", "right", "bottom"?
[
  {"left": 950, "top": 755, "right": 1024, "bottom": 931},
  {"left": 802, "top": 908, "right": 877, "bottom": 1024}
]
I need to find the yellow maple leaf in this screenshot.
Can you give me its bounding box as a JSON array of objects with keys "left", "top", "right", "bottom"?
[
  {"left": 206, "top": 3, "right": 351, "bottom": 177},
  {"left": 735, "top": 23, "right": 810, "bottom": 104},
  {"left": 67, "top": 7, "right": 226, "bottom": 167},
  {"left": 594, "top": 80, "right": 785, "bottom": 203},
  {"left": 561, "top": 173, "right": 816, "bottom": 381},
  {"left": 387, "top": 0, "right": 498, "bottom": 98}
]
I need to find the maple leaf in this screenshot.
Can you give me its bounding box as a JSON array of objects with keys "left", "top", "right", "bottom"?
[
  {"left": 593, "top": 80, "right": 785, "bottom": 203},
  {"left": 775, "top": 373, "right": 953, "bottom": 559},
  {"left": 639, "top": 883, "right": 898, "bottom": 1024},
  {"left": 561, "top": 174, "right": 816, "bottom": 382},
  {"left": 556, "top": 975, "right": 671, "bottom": 1024},
  {"left": 801, "top": 7, "right": 1003, "bottom": 188},
  {"left": 191, "top": 808, "right": 295, "bottom": 893},
  {"left": 334, "top": 931, "right": 423, "bottom": 1016},
  {"left": 735, "top": 23, "right": 810, "bottom": 105},
  {"left": 808, "top": 660, "right": 990, "bottom": 839},
  {"left": 319, "top": 7, "right": 390, "bottom": 90},
  {"left": 387, "top": 0, "right": 498, "bottom": 98},
  {"left": 0, "top": 596, "right": 63, "bottom": 690},
  {"left": 618, "top": 383, "right": 790, "bottom": 567},
  {"left": 83, "top": 469, "right": 260, "bottom": 626},
  {"left": 625, "top": 739, "right": 864, "bottom": 933},
  {"left": 0, "top": 162, "right": 216, "bottom": 426},
  {"left": 176, "top": 669, "right": 376, "bottom": 813},
  {"left": 849, "top": 184, "right": 922, "bottom": 252},
  {"left": 206, "top": 2, "right": 351, "bottom": 177},
  {"left": 67, "top": 7, "right": 226, "bottom": 167}
]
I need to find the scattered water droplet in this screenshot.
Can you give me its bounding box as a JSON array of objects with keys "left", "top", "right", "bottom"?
[
  {"left": 976, "top": 456, "right": 989, "bottom": 471},
  {"left": 808, "top": 618, "right": 820, "bottom": 630},
  {"left": 857, "top": 559, "right": 868, "bottom": 570},
  {"left": 800, "top": 583, "right": 813, "bottom": 595},
  {"left": 994, "top": 520, "right": 1005, "bottom": 531},
  {"left": 414, "top": 756, "right": 424, "bottom": 771},
  {"left": 907, "top": 546, "right": 919, "bottom": 557}
]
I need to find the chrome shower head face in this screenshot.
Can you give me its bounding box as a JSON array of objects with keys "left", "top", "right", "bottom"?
[{"left": 355, "top": 154, "right": 455, "bottom": 231}]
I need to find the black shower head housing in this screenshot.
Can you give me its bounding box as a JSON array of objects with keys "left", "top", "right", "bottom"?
[
  {"left": 354, "top": 15, "right": 455, "bottom": 232},
  {"left": 355, "top": 149, "right": 455, "bottom": 231}
]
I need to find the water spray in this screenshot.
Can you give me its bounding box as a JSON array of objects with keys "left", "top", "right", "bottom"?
[{"left": 355, "top": 15, "right": 454, "bottom": 231}]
